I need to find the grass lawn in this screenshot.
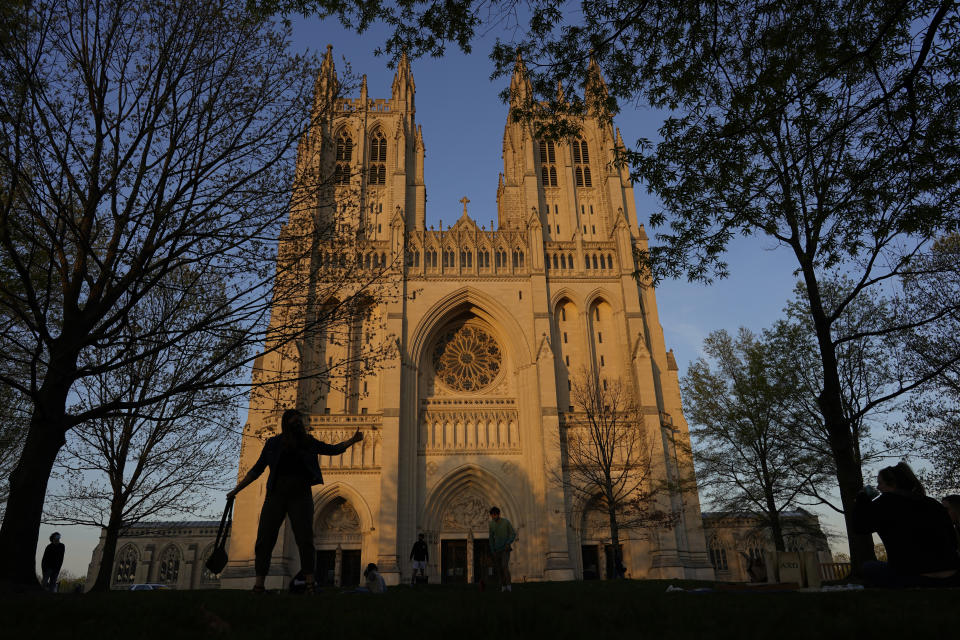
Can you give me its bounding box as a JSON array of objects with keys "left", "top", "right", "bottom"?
[{"left": 7, "top": 579, "right": 957, "bottom": 639}]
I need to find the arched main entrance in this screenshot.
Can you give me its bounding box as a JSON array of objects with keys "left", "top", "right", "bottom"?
[
  {"left": 421, "top": 464, "right": 520, "bottom": 584},
  {"left": 313, "top": 485, "right": 373, "bottom": 587}
]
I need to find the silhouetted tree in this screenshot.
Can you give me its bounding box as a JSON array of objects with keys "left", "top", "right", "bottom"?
[
  {"left": 555, "top": 369, "right": 676, "bottom": 572},
  {"left": 45, "top": 272, "right": 241, "bottom": 592},
  {"left": 0, "top": 383, "right": 26, "bottom": 519},
  {"left": 766, "top": 280, "right": 913, "bottom": 503},
  {"left": 896, "top": 236, "right": 960, "bottom": 494},
  {"left": 0, "top": 0, "right": 397, "bottom": 589},
  {"left": 682, "top": 328, "right": 832, "bottom": 551}
]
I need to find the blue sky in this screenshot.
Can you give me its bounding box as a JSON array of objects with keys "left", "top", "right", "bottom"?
[{"left": 43, "top": 18, "right": 836, "bottom": 578}]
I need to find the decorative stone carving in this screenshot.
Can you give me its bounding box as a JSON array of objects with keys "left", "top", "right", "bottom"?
[
  {"left": 442, "top": 491, "right": 489, "bottom": 531},
  {"left": 432, "top": 325, "right": 502, "bottom": 392},
  {"left": 425, "top": 461, "right": 439, "bottom": 476},
  {"left": 317, "top": 498, "right": 361, "bottom": 533},
  {"left": 419, "top": 408, "right": 520, "bottom": 454},
  {"left": 585, "top": 508, "right": 608, "bottom": 535}
]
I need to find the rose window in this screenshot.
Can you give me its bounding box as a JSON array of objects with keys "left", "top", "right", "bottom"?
[{"left": 432, "top": 325, "right": 502, "bottom": 392}]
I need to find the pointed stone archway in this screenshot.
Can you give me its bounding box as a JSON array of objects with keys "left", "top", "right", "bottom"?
[
  {"left": 420, "top": 463, "right": 521, "bottom": 583},
  {"left": 313, "top": 483, "right": 375, "bottom": 586}
]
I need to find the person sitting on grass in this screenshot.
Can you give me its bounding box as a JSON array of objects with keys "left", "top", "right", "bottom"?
[
  {"left": 363, "top": 563, "right": 387, "bottom": 594},
  {"left": 852, "top": 462, "right": 960, "bottom": 588}
]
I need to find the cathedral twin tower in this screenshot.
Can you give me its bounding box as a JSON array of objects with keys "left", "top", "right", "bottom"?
[{"left": 223, "top": 47, "right": 713, "bottom": 588}]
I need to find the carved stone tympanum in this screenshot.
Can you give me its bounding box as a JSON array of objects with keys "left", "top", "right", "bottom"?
[{"left": 442, "top": 492, "right": 489, "bottom": 531}]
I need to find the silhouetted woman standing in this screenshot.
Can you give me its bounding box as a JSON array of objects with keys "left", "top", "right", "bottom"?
[{"left": 228, "top": 409, "right": 363, "bottom": 593}]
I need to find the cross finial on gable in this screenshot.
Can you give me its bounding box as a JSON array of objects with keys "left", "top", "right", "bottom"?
[{"left": 459, "top": 196, "right": 470, "bottom": 217}]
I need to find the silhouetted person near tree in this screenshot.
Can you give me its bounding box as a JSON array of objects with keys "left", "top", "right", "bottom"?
[
  {"left": 853, "top": 462, "right": 960, "bottom": 588},
  {"left": 228, "top": 409, "right": 363, "bottom": 594},
  {"left": 40, "top": 532, "right": 65, "bottom": 592},
  {"left": 488, "top": 506, "right": 516, "bottom": 592}
]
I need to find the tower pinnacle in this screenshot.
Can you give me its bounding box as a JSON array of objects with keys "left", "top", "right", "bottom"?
[
  {"left": 509, "top": 52, "right": 532, "bottom": 112},
  {"left": 313, "top": 44, "right": 338, "bottom": 111},
  {"left": 392, "top": 52, "right": 416, "bottom": 111},
  {"left": 585, "top": 57, "right": 610, "bottom": 117}
]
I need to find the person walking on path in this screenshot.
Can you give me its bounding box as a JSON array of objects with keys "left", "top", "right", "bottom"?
[
  {"left": 227, "top": 409, "right": 363, "bottom": 594},
  {"left": 41, "top": 532, "right": 65, "bottom": 592},
  {"left": 488, "top": 506, "right": 517, "bottom": 592},
  {"left": 409, "top": 533, "right": 429, "bottom": 584}
]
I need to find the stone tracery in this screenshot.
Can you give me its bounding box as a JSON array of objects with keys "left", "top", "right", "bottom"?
[
  {"left": 113, "top": 544, "right": 138, "bottom": 586},
  {"left": 157, "top": 545, "right": 180, "bottom": 584},
  {"left": 432, "top": 325, "right": 502, "bottom": 392}
]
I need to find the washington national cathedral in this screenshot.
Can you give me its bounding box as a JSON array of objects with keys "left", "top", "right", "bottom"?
[
  {"left": 86, "top": 47, "right": 721, "bottom": 589},
  {"left": 218, "top": 47, "right": 715, "bottom": 588}
]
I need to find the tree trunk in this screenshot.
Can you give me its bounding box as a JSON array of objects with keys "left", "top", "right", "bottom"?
[
  {"left": 90, "top": 502, "right": 126, "bottom": 592},
  {"left": 832, "top": 430, "right": 877, "bottom": 570},
  {"left": 799, "top": 264, "right": 876, "bottom": 571},
  {"left": 0, "top": 385, "right": 70, "bottom": 590},
  {"left": 760, "top": 459, "right": 786, "bottom": 551},
  {"left": 607, "top": 502, "right": 622, "bottom": 579},
  {"left": 815, "top": 334, "right": 877, "bottom": 570},
  {"left": 765, "top": 498, "right": 786, "bottom": 552}
]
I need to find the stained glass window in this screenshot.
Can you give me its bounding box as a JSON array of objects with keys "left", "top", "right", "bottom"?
[
  {"left": 432, "top": 326, "right": 502, "bottom": 392},
  {"left": 158, "top": 545, "right": 180, "bottom": 584},
  {"left": 114, "top": 545, "right": 138, "bottom": 585}
]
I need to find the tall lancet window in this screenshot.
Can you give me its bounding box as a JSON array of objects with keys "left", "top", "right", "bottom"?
[
  {"left": 368, "top": 130, "right": 387, "bottom": 185},
  {"left": 539, "top": 140, "right": 558, "bottom": 186},
  {"left": 335, "top": 132, "right": 353, "bottom": 185},
  {"left": 573, "top": 139, "right": 592, "bottom": 187}
]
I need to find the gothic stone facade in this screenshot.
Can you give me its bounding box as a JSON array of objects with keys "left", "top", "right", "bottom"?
[{"left": 222, "top": 49, "right": 714, "bottom": 589}]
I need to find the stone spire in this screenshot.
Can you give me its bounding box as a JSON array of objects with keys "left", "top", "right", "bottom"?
[
  {"left": 415, "top": 124, "right": 424, "bottom": 150},
  {"left": 391, "top": 52, "right": 416, "bottom": 111},
  {"left": 509, "top": 52, "right": 533, "bottom": 112},
  {"left": 586, "top": 57, "right": 609, "bottom": 96},
  {"left": 585, "top": 56, "right": 610, "bottom": 119},
  {"left": 313, "top": 44, "right": 339, "bottom": 113},
  {"left": 666, "top": 349, "right": 679, "bottom": 371},
  {"left": 614, "top": 126, "right": 631, "bottom": 183}
]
